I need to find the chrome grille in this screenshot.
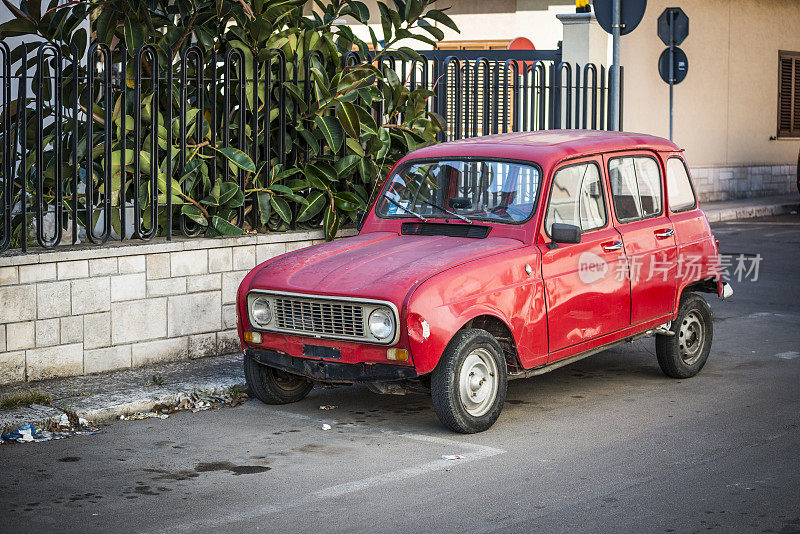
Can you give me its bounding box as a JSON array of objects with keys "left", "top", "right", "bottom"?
[{"left": 274, "top": 297, "right": 365, "bottom": 338}]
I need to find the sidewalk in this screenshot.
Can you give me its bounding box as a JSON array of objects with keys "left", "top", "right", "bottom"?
[
  {"left": 702, "top": 194, "right": 799, "bottom": 223},
  {"left": 0, "top": 353, "right": 244, "bottom": 433}
]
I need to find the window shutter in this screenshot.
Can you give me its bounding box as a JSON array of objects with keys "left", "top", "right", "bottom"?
[
  {"left": 778, "top": 51, "right": 800, "bottom": 137},
  {"left": 794, "top": 57, "right": 800, "bottom": 132}
]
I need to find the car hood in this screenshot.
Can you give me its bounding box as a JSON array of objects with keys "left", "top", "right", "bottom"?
[{"left": 249, "top": 231, "right": 524, "bottom": 304}]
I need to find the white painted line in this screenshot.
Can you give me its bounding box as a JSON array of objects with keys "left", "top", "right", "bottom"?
[
  {"left": 166, "top": 410, "right": 505, "bottom": 533},
  {"left": 762, "top": 229, "right": 800, "bottom": 237},
  {"left": 718, "top": 221, "right": 800, "bottom": 226}
]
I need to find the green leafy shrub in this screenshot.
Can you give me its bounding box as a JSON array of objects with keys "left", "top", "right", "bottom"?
[{"left": 0, "top": 0, "right": 456, "bottom": 243}]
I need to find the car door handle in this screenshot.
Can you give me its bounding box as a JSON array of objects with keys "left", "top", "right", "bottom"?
[
  {"left": 602, "top": 241, "right": 623, "bottom": 252},
  {"left": 654, "top": 228, "right": 674, "bottom": 238}
]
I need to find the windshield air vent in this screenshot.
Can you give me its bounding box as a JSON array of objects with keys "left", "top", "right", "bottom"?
[{"left": 401, "top": 222, "right": 491, "bottom": 238}]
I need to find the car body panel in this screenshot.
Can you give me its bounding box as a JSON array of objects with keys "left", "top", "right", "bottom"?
[
  {"left": 247, "top": 231, "right": 524, "bottom": 305},
  {"left": 405, "top": 245, "right": 548, "bottom": 373}
]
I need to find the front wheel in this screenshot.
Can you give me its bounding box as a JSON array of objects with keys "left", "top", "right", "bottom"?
[
  {"left": 244, "top": 356, "right": 314, "bottom": 404},
  {"left": 431, "top": 329, "right": 507, "bottom": 433},
  {"left": 656, "top": 293, "right": 714, "bottom": 378}
]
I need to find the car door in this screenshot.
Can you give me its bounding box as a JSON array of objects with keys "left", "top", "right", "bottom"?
[
  {"left": 539, "top": 158, "right": 631, "bottom": 358},
  {"left": 606, "top": 153, "right": 678, "bottom": 326}
]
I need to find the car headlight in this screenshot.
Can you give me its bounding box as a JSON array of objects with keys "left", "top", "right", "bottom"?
[
  {"left": 368, "top": 308, "right": 395, "bottom": 340},
  {"left": 251, "top": 297, "right": 273, "bottom": 326}
]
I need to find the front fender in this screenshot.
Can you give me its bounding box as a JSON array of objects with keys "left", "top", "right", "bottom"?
[{"left": 403, "top": 245, "right": 548, "bottom": 375}]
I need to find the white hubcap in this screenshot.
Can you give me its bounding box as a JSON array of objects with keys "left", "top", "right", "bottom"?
[{"left": 458, "top": 348, "right": 499, "bottom": 417}]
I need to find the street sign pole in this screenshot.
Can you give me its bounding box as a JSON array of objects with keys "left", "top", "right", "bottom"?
[
  {"left": 657, "top": 7, "right": 689, "bottom": 141},
  {"left": 596, "top": 0, "right": 646, "bottom": 131},
  {"left": 669, "top": 11, "right": 674, "bottom": 140},
  {"left": 611, "top": 0, "right": 621, "bottom": 131}
]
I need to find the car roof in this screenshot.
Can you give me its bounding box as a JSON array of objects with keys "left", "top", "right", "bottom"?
[{"left": 404, "top": 130, "right": 681, "bottom": 167}]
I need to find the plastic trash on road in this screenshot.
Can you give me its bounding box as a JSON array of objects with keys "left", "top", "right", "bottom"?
[
  {"left": 321, "top": 424, "right": 332, "bottom": 430},
  {"left": 1, "top": 419, "right": 104, "bottom": 445},
  {"left": 119, "top": 411, "right": 169, "bottom": 420},
  {"left": 441, "top": 455, "right": 465, "bottom": 460},
  {"left": 319, "top": 405, "right": 337, "bottom": 410}
]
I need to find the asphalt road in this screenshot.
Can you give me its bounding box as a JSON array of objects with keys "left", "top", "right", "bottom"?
[{"left": 2, "top": 215, "right": 799, "bottom": 534}]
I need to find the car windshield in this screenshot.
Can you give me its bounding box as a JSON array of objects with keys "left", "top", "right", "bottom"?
[{"left": 376, "top": 159, "right": 541, "bottom": 224}]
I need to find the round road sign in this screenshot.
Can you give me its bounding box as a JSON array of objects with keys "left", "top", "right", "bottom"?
[
  {"left": 658, "top": 47, "right": 688, "bottom": 84},
  {"left": 594, "top": 0, "right": 648, "bottom": 36}
]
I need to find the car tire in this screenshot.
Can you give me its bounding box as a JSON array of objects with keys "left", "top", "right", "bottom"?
[
  {"left": 655, "top": 293, "right": 714, "bottom": 379},
  {"left": 431, "top": 328, "right": 507, "bottom": 434},
  {"left": 244, "top": 356, "right": 314, "bottom": 404}
]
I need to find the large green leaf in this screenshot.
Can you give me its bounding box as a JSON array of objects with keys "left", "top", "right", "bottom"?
[
  {"left": 417, "top": 20, "right": 445, "bottom": 41},
  {"left": 270, "top": 196, "right": 292, "bottom": 223},
  {"left": 210, "top": 216, "right": 245, "bottom": 236},
  {"left": 306, "top": 161, "right": 338, "bottom": 184},
  {"left": 425, "top": 9, "right": 460, "bottom": 32},
  {"left": 336, "top": 101, "right": 360, "bottom": 140},
  {"left": 212, "top": 146, "right": 256, "bottom": 173},
  {"left": 384, "top": 67, "right": 401, "bottom": 89},
  {"left": 296, "top": 191, "right": 326, "bottom": 222},
  {"left": 257, "top": 191, "right": 272, "bottom": 224},
  {"left": 181, "top": 205, "right": 207, "bottom": 226},
  {"left": 218, "top": 181, "right": 240, "bottom": 205},
  {"left": 345, "top": 0, "right": 370, "bottom": 23},
  {"left": 335, "top": 154, "right": 361, "bottom": 178},
  {"left": 124, "top": 17, "right": 144, "bottom": 55},
  {"left": 314, "top": 116, "right": 344, "bottom": 153},
  {"left": 377, "top": 1, "right": 393, "bottom": 41}
]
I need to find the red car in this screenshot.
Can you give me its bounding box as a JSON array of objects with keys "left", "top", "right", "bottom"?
[{"left": 236, "top": 131, "right": 733, "bottom": 433}]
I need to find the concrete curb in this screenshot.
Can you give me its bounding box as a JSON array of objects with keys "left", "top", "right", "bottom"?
[
  {"left": 1, "top": 353, "right": 244, "bottom": 433},
  {"left": 704, "top": 199, "right": 799, "bottom": 223}
]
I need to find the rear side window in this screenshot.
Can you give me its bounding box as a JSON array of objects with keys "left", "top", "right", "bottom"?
[
  {"left": 545, "top": 162, "right": 606, "bottom": 234},
  {"left": 666, "top": 158, "right": 696, "bottom": 212},
  {"left": 608, "top": 156, "right": 663, "bottom": 222}
]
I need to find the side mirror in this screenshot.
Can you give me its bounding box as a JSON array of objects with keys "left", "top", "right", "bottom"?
[
  {"left": 551, "top": 223, "right": 582, "bottom": 244},
  {"left": 449, "top": 197, "right": 472, "bottom": 210},
  {"left": 356, "top": 210, "right": 366, "bottom": 231}
]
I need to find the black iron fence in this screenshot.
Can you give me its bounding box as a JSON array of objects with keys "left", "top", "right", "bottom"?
[{"left": 0, "top": 43, "right": 619, "bottom": 253}]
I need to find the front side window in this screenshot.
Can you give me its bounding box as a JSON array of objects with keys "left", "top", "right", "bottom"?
[
  {"left": 608, "top": 156, "right": 663, "bottom": 222},
  {"left": 376, "top": 159, "right": 541, "bottom": 224},
  {"left": 666, "top": 158, "right": 696, "bottom": 212},
  {"left": 545, "top": 162, "right": 606, "bottom": 234}
]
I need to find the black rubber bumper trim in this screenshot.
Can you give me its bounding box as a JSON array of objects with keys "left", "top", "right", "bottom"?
[{"left": 245, "top": 349, "right": 418, "bottom": 383}]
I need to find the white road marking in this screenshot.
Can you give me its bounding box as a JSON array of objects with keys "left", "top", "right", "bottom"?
[
  {"left": 165, "top": 409, "right": 505, "bottom": 533},
  {"left": 762, "top": 229, "right": 800, "bottom": 237},
  {"left": 717, "top": 221, "right": 800, "bottom": 226}
]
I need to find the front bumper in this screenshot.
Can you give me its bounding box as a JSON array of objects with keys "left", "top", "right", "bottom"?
[{"left": 245, "top": 349, "right": 418, "bottom": 383}]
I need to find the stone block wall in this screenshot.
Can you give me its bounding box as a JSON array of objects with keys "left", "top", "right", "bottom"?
[
  {"left": 690, "top": 164, "right": 796, "bottom": 202},
  {"left": 0, "top": 229, "right": 348, "bottom": 385}
]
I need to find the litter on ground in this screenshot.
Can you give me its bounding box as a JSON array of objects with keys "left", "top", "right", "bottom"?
[
  {"left": 442, "top": 455, "right": 465, "bottom": 460},
  {"left": 319, "top": 405, "right": 337, "bottom": 410},
  {"left": 321, "top": 424, "right": 332, "bottom": 430},
  {"left": 120, "top": 387, "right": 250, "bottom": 420},
  {"left": 1, "top": 419, "right": 104, "bottom": 445},
  {"left": 119, "top": 411, "right": 169, "bottom": 421}
]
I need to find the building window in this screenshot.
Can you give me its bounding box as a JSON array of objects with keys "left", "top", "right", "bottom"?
[{"left": 778, "top": 51, "right": 800, "bottom": 138}]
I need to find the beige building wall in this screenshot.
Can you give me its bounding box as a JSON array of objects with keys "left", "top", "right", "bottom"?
[{"left": 620, "top": 0, "right": 800, "bottom": 169}]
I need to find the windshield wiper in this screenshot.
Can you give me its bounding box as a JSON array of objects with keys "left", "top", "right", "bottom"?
[
  {"left": 381, "top": 194, "right": 427, "bottom": 222},
  {"left": 420, "top": 200, "right": 472, "bottom": 224}
]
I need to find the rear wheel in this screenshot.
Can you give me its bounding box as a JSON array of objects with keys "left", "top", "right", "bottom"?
[
  {"left": 656, "top": 293, "right": 714, "bottom": 378},
  {"left": 431, "top": 329, "right": 507, "bottom": 433},
  {"left": 244, "top": 356, "right": 313, "bottom": 404}
]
